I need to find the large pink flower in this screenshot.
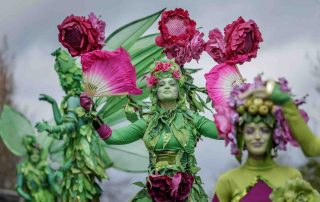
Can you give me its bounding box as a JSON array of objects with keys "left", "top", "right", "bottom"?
[
  {"left": 155, "top": 8, "right": 197, "bottom": 47},
  {"left": 224, "top": 16, "right": 263, "bottom": 64},
  {"left": 81, "top": 48, "right": 142, "bottom": 96},
  {"left": 205, "top": 28, "right": 227, "bottom": 64},
  {"left": 58, "top": 13, "right": 106, "bottom": 57}
]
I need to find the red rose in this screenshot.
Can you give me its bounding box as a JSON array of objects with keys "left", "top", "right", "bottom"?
[
  {"left": 224, "top": 16, "right": 263, "bottom": 64},
  {"left": 147, "top": 175, "right": 175, "bottom": 202},
  {"left": 205, "top": 28, "right": 227, "bottom": 64},
  {"left": 58, "top": 13, "right": 106, "bottom": 57},
  {"left": 155, "top": 8, "right": 197, "bottom": 47}
]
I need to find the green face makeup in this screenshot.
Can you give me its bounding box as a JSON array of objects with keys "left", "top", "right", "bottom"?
[
  {"left": 243, "top": 122, "right": 272, "bottom": 157},
  {"left": 156, "top": 77, "right": 179, "bottom": 103}
]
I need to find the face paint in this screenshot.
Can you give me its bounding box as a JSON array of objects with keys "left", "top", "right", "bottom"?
[
  {"left": 157, "top": 77, "right": 179, "bottom": 103},
  {"left": 243, "top": 122, "right": 271, "bottom": 157}
]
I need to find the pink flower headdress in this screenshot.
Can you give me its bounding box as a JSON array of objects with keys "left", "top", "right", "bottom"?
[
  {"left": 212, "top": 75, "right": 308, "bottom": 162},
  {"left": 146, "top": 61, "right": 183, "bottom": 88}
]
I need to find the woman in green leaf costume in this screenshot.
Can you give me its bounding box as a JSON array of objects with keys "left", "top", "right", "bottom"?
[
  {"left": 81, "top": 61, "right": 220, "bottom": 202},
  {"left": 35, "top": 49, "right": 112, "bottom": 202},
  {"left": 16, "top": 135, "right": 58, "bottom": 202}
]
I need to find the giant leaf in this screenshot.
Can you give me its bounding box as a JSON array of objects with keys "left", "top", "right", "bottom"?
[
  {"left": 0, "top": 105, "right": 35, "bottom": 156},
  {"left": 104, "top": 140, "right": 148, "bottom": 173},
  {"left": 104, "top": 9, "right": 164, "bottom": 50}
]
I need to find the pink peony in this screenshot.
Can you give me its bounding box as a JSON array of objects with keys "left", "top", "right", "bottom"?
[
  {"left": 190, "top": 31, "right": 205, "bottom": 62},
  {"left": 172, "top": 69, "right": 181, "bottom": 79},
  {"left": 58, "top": 13, "right": 106, "bottom": 57},
  {"left": 146, "top": 75, "right": 158, "bottom": 87},
  {"left": 154, "top": 62, "right": 172, "bottom": 72},
  {"left": 155, "top": 8, "right": 197, "bottom": 47},
  {"left": 224, "top": 16, "right": 263, "bottom": 64},
  {"left": 165, "top": 43, "right": 192, "bottom": 66},
  {"left": 205, "top": 28, "right": 227, "bottom": 64}
]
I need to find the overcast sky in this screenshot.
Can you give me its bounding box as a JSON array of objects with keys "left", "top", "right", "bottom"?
[{"left": 1, "top": 0, "right": 320, "bottom": 201}]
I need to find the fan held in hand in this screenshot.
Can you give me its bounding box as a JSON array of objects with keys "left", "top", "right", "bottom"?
[
  {"left": 205, "top": 63, "right": 244, "bottom": 106},
  {"left": 81, "top": 48, "right": 143, "bottom": 97}
]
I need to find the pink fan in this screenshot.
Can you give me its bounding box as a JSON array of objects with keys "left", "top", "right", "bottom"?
[
  {"left": 205, "top": 63, "right": 244, "bottom": 106},
  {"left": 81, "top": 48, "right": 142, "bottom": 97}
]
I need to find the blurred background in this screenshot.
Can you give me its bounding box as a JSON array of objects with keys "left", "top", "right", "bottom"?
[{"left": 0, "top": 0, "right": 320, "bottom": 201}]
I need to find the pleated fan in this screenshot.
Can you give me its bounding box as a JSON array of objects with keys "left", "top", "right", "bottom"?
[
  {"left": 81, "top": 48, "right": 142, "bottom": 97},
  {"left": 205, "top": 63, "right": 244, "bottom": 106}
]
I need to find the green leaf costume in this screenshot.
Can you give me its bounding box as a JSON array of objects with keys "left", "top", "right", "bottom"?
[{"left": 36, "top": 49, "right": 112, "bottom": 202}]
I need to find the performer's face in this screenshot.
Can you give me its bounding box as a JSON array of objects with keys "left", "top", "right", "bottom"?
[
  {"left": 243, "top": 122, "right": 271, "bottom": 157},
  {"left": 157, "top": 77, "right": 179, "bottom": 102}
]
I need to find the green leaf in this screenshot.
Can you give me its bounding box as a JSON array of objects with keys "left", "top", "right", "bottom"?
[
  {"left": 128, "top": 33, "right": 159, "bottom": 56},
  {"left": 105, "top": 141, "right": 148, "bottom": 173},
  {"left": 104, "top": 9, "right": 164, "bottom": 50},
  {"left": 133, "top": 181, "right": 146, "bottom": 188},
  {"left": 0, "top": 105, "right": 35, "bottom": 156}
]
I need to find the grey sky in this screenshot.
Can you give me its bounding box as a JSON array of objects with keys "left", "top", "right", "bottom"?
[{"left": 1, "top": 0, "right": 320, "bottom": 201}]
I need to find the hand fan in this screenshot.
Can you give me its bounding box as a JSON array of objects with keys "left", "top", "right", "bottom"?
[
  {"left": 205, "top": 63, "right": 244, "bottom": 106},
  {"left": 81, "top": 48, "right": 142, "bottom": 97}
]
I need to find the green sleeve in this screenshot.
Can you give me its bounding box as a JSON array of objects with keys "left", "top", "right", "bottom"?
[
  {"left": 214, "top": 174, "right": 232, "bottom": 202},
  {"left": 106, "top": 118, "right": 147, "bottom": 145},
  {"left": 282, "top": 101, "right": 320, "bottom": 157},
  {"left": 269, "top": 85, "right": 320, "bottom": 157},
  {"left": 269, "top": 84, "right": 291, "bottom": 105},
  {"left": 194, "top": 115, "right": 219, "bottom": 139}
]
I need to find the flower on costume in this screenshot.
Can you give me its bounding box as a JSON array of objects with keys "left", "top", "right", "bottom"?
[
  {"left": 147, "top": 174, "right": 175, "bottom": 202},
  {"left": 147, "top": 172, "right": 194, "bottom": 202},
  {"left": 205, "top": 16, "right": 263, "bottom": 65},
  {"left": 270, "top": 178, "right": 320, "bottom": 202},
  {"left": 156, "top": 8, "right": 205, "bottom": 65},
  {"left": 58, "top": 13, "right": 106, "bottom": 57}
]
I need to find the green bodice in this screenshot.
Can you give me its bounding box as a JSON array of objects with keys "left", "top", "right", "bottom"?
[{"left": 107, "top": 108, "right": 219, "bottom": 175}]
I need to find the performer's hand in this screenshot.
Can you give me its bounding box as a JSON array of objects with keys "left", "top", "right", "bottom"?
[
  {"left": 39, "top": 94, "right": 56, "bottom": 105},
  {"left": 80, "top": 92, "right": 92, "bottom": 111},
  {"left": 35, "top": 121, "right": 52, "bottom": 133}
]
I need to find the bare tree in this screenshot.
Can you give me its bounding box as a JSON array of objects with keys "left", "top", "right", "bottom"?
[{"left": 0, "top": 36, "right": 20, "bottom": 191}]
